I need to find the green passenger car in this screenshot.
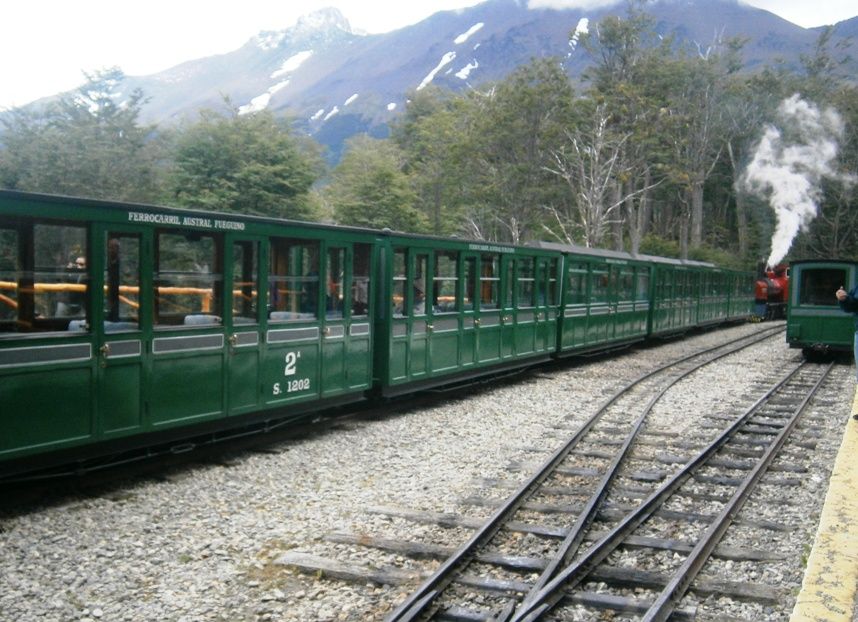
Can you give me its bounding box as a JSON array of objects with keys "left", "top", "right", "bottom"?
[
  {"left": 0, "top": 188, "right": 755, "bottom": 479},
  {"left": 374, "top": 234, "right": 562, "bottom": 395},
  {"left": 536, "top": 243, "right": 652, "bottom": 355},
  {"left": 0, "top": 190, "right": 379, "bottom": 473},
  {"left": 787, "top": 260, "right": 857, "bottom": 356}
]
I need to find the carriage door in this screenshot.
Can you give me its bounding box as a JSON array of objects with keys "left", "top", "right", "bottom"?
[
  {"left": 461, "top": 253, "right": 479, "bottom": 368},
  {"left": 226, "top": 236, "right": 262, "bottom": 415},
  {"left": 95, "top": 225, "right": 148, "bottom": 438},
  {"left": 322, "top": 244, "right": 349, "bottom": 396},
  {"left": 500, "top": 255, "right": 516, "bottom": 359},
  {"left": 409, "top": 251, "right": 431, "bottom": 378},
  {"left": 320, "top": 242, "right": 374, "bottom": 397}
]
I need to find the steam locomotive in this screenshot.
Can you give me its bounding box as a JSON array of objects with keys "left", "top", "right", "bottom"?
[{"left": 754, "top": 264, "right": 789, "bottom": 320}]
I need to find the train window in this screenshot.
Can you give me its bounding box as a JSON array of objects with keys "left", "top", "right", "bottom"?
[
  {"left": 566, "top": 264, "right": 587, "bottom": 305},
  {"left": 0, "top": 227, "right": 19, "bottom": 331},
  {"left": 636, "top": 270, "right": 650, "bottom": 301},
  {"left": 38, "top": 224, "right": 89, "bottom": 328},
  {"left": 269, "top": 238, "right": 319, "bottom": 321},
  {"left": 327, "top": 247, "right": 345, "bottom": 319},
  {"left": 414, "top": 254, "right": 428, "bottom": 316},
  {"left": 155, "top": 231, "right": 222, "bottom": 327},
  {"left": 536, "top": 260, "right": 547, "bottom": 306},
  {"left": 547, "top": 259, "right": 558, "bottom": 306},
  {"left": 0, "top": 223, "right": 90, "bottom": 335},
  {"left": 104, "top": 233, "right": 141, "bottom": 330},
  {"left": 433, "top": 251, "right": 458, "bottom": 313},
  {"left": 619, "top": 268, "right": 634, "bottom": 301},
  {"left": 480, "top": 254, "right": 499, "bottom": 309},
  {"left": 463, "top": 257, "right": 477, "bottom": 311},
  {"left": 392, "top": 248, "right": 406, "bottom": 318},
  {"left": 591, "top": 268, "right": 609, "bottom": 303},
  {"left": 504, "top": 260, "right": 515, "bottom": 308},
  {"left": 351, "top": 244, "right": 370, "bottom": 318},
  {"left": 518, "top": 258, "right": 534, "bottom": 308},
  {"left": 799, "top": 268, "right": 845, "bottom": 306},
  {"left": 232, "top": 241, "right": 258, "bottom": 324}
]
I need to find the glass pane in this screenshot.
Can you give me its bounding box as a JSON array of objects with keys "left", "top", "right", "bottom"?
[
  {"left": 799, "top": 268, "right": 845, "bottom": 306},
  {"left": 463, "top": 257, "right": 476, "bottom": 311},
  {"left": 619, "top": 269, "right": 634, "bottom": 300},
  {"left": 480, "top": 254, "right": 498, "bottom": 309},
  {"left": 269, "top": 238, "right": 319, "bottom": 321},
  {"left": 156, "top": 232, "right": 222, "bottom": 326},
  {"left": 104, "top": 234, "right": 140, "bottom": 330},
  {"left": 392, "top": 248, "right": 406, "bottom": 317},
  {"left": 36, "top": 224, "right": 88, "bottom": 327},
  {"left": 636, "top": 271, "right": 650, "bottom": 301},
  {"left": 504, "top": 260, "right": 514, "bottom": 308},
  {"left": 592, "top": 269, "right": 609, "bottom": 303},
  {"left": 536, "top": 261, "right": 547, "bottom": 306},
  {"left": 414, "top": 254, "right": 427, "bottom": 316},
  {"left": 548, "top": 259, "right": 558, "bottom": 306},
  {"left": 326, "top": 247, "right": 345, "bottom": 319},
  {"left": 517, "top": 258, "right": 534, "bottom": 307},
  {"left": 352, "top": 244, "right": 370, "bottom": 317},
  {"left": 232, "top": 241, "right": 258, "bottom": 323},
  {"left": 432, "top": 251, "right": 457, "bottom": 313},
  {"left": 0, "top": 228, "right": 19, "bottom": 331},
  {"left": 567, "top": 264, "right": 587, "bottom": 305}
]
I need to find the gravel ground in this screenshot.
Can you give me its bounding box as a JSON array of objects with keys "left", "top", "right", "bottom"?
[{"left": 0, "top": 322, "right": 853, "bottom": 622}]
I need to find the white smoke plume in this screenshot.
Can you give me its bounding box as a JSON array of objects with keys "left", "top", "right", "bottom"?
[{"left": 742, "top": 94, "right": 849, "bottom": 266}]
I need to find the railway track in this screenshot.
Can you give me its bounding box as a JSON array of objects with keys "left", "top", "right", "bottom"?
[
  {"left": 278, "top": 325, "right": 844, "bottom": 621},
  {"left": 379, "top": 325, "right": 803, "bottom": 621}
]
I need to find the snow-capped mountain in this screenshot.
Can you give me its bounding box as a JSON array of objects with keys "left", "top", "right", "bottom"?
[{"left": 16, "top": 0, "right": 858, "bottom": 160}]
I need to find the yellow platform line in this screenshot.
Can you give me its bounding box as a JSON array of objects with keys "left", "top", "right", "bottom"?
[{"left": 790, "top": 387, "right": 858, "bottom": 621}]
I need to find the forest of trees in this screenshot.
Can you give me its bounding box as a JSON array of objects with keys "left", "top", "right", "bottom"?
[{"left": 1, "top": 6, "right": 855, "bottom": 270}]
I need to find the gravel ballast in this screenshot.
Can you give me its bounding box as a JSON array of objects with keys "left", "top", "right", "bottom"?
[{"left": 0, "top": 322, "right": 853, "bottom": 622}]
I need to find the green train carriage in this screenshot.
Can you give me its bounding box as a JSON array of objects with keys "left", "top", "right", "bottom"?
[
  {"left": 535, "top": 243, "right": 653, "bottom": 356},
  {"left": 375, "top": 234, "right": 562, "bottom": 395},
  {"left": 0, "top": 190, "right": 381, "bottom": 475},
  {"left": 0, "top": 189, "right": 754, "bottom": 478},
  {"left": 786, "top": 260, "right": 857, "bottom": 356}
]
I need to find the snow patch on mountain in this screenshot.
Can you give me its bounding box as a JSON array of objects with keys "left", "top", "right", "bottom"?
[
  {"left": 238, "top": 80, "right": 291, "bottom": 115},
  {"left": 255, "top": 31, "right": 286, "bottom": 51},
  {"left": 324, "top": 106, "right": 339, "bottom": 120},
  {"left": 239, "top": 93, "right": 272, "bottom": 115},
  {"left": 387, "top": 103, "right": 397, "bottom": 111},
  {"left": 311, "top": 109, "right": 325, "bottom": 121},
  {"left": 417, "top": 52, "right": 457, "bottom": 91},
  {"left": 271, "top": 51, "right": 313, "bottom": 79},
  {"left": 344, "top": 94, "right": 359, "bottom": 106},
  {"left": 456, "top": 60, "right": 479, "bottom": 79},
  {"left": 455, "top": 23, "right": 484, "bottom": 45},
  {"left": 569, "top": 18, "right": 589, "bottom": 51}
]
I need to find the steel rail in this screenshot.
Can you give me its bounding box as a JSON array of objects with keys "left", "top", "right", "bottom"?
[
  {"left": 640, "top": 361, "right": 833, "bottom": 622},
  {"left": 502, "top": 326, "right": 781, "bottom": 619},
  {"left": 385, "top": 325, "right": 784, "bottom": 622},
  {"left": 507, "top": 360, "right": 812, "bottom": 622}
]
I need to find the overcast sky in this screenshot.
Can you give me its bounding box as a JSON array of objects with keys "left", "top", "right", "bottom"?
[{"left": 1, "top": 0, "right": 855, "bottom": 110}]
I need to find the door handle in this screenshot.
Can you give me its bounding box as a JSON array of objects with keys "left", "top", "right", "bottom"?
[
  {"left": 99, "top": 343, "right": 110, "bottom": 357},
  {"left": 228, "top": 334, "right": 238, "bottom": 347}
]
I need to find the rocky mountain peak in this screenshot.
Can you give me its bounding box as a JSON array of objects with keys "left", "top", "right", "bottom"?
[{"left": 252, "top": 7, "right": 356, "bottom": 51}]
